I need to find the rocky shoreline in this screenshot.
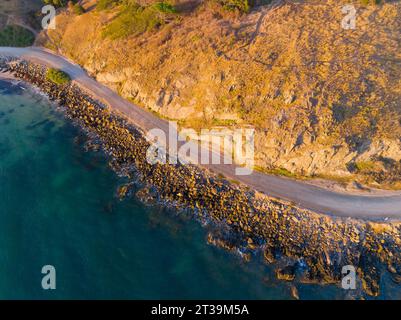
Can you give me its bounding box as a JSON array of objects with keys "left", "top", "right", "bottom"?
[{"left": 2, "top": 58, "right": 401, "bottom": 298}]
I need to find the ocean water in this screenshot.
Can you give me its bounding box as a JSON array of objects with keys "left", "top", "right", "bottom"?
[{"left": 0, "top": 79, "right": 358, "bottom": 299}]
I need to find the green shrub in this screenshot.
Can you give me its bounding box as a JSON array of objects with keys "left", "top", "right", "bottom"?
[
  {"left": 73, "top": 4, "right": 85, "bottom": 15},
  {"left": 102, "top": 2, "right": 178, "bottom": 39},
  {"left": 0, "top": 25, "right": 35, "bottom": 47},
  {"left": 43, "top": 0, "right": 69, "bottom": 7},
  {"left": 153, "top": 2, "right": 177, "bottom": 14},
  {"left": 218, "top": 0, "right": 250, "bottom": 13},
  {"left": 271, "top": 167, "right": 297, "bottom": 178},
  {"left": 97, "top": 0, "right": 121, "bottom": 11},
  {"left": 355, "top": 161, "right": 377, "bottom": 172},
  {"left": 46, "top": 68, "right": 71, "bottom": 85}
]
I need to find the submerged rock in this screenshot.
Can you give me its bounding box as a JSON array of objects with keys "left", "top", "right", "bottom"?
[
  {"left": 117, "top": 185, "right": 129, "bottom": 200},
  {"left": 276, "top": 265, "right": 296, "bottom": 282},
  {"left": 291, "top": 286, "right": 299, "bottom": 300}
]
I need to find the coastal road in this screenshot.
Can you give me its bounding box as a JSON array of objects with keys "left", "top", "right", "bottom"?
[{"left": 1, "top": 46, "right": 401, "bottom": 220}]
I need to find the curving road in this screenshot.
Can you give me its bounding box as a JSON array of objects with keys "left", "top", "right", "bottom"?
[{"left": 1, "top": 46, "right": 401, "bottom": 220}]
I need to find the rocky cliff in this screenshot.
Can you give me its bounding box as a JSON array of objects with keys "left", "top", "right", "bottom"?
[{"left": 42, "top": 0, "right": 401, "bottom": 188}]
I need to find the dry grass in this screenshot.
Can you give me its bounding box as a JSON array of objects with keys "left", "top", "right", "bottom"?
[{"left": 45, "top": 0, "right": 401, "bottom": 188}]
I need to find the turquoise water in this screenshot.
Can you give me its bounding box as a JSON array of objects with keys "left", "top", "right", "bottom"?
[{"left": 0, "top": 79, "right": 350, "bottom": 299}]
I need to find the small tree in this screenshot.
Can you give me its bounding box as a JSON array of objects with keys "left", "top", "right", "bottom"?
[{"left": 46, "top": 68, "right": 71, "bottom": 85}]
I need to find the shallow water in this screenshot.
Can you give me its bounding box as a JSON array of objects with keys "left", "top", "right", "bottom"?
[{"left": 0, "top": 79, "right": 390, "bottom": 299}]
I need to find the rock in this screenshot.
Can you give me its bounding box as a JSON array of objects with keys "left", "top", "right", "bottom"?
[
  {"left": 284, "top": 91, "right": 296, "bottom": 104},
  {"left": 117, "top": 185, "right": 128, "bottom": 199},
  {"left": 136, "top": 188, "right": 156, "bottom": 204},
  {"left": 361, "top": 277, "right": 380, "bottom": 297},
  {"left": 291, "top": 286, "right": 299, "bottom": 300},
  {"left": 276, "top": 265, "right": 296, "bottom": 281},
  {"left": 264, "top": 249, "right": 275, "bottom": 264},
  {"left": 388, "top": 264, "right": 397, "bottom": 274}
]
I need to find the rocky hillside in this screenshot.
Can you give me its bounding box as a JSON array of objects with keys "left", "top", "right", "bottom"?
[{"left": 42, "top": 0, "right": 401, "bottom": 188}]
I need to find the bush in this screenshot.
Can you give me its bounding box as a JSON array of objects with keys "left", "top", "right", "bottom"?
[
  {"left": 153, "top": 2, "right": 177, "bottom": 14},
  {"left": 73, "top": 4, "right": 85, "bottom": 15},
  {"left": 102, "top": 2, "right": 178, "bottom": 39},
  {"left": 43, "top": 0, "right": 69, "bottom": 7},
  {"left": 46, "top": 68, "right": 71, "bottom": 85},
  {"left": 0, "top": 25, "right": 35, "bottom": 47},
  {"left": 355, "top": 161, "right": 377, "bottom": 173},
  {"left": 219, "top": 0, "right": 250, "bottom": 13},
  {"left": 97, "top": 0, "right": 121, "bottom": 10}
]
